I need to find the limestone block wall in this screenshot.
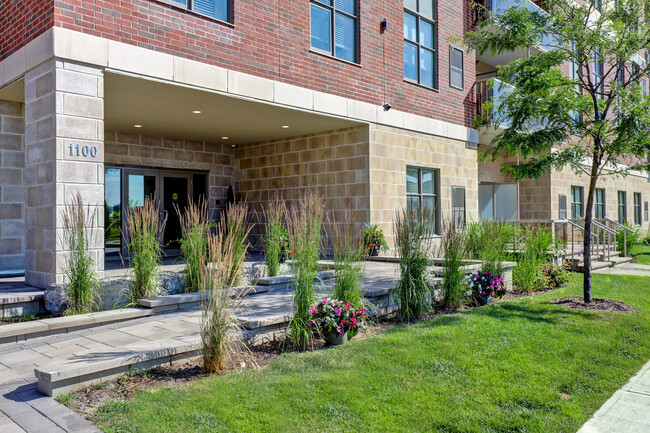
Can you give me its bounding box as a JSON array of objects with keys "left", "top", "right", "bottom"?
[
  {"left": 104, "top": 132, "right": 233, "bottom": 217},
  {"left": 519, "top": 175, "right": 552, "bottom": 220},
  {"left": 24, "top": 59, "right": 105, "bottom": 288},
  {"left": 551, "top": 167, "right": 650, "bottom": 234},
  {"left": 369, "top": 124, "right": 480, "bottom": 249},
  {"left": 0, "top": 100, "right": 26, "bottom": 272},
  {"left": 233, "top": 126, "right": 370, "bottom": 247}
]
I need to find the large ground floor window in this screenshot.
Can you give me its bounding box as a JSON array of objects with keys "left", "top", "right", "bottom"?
[
  {"left": 634, "top": 192, "right": 642, "bottom": 225},
  {"left": 104, "top": 166, "right": 208, "bottom": 263},
  {"left": 479, "top": 183, "right": 518, "bottom": 221},
  {"left": 406, "top": 166, "right": 440, "bottom": 234},
  {"left": 618, "top": 191, "right": 627, "bottom": 224}
]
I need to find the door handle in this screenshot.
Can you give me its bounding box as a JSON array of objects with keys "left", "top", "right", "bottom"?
[{"left": 161, "top": 209, "right": 168, "bottom": 223}]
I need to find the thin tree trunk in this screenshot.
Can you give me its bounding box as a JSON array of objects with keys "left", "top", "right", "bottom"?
[{"left": 583, "top": 153, "right": 599, "bottom": 304}]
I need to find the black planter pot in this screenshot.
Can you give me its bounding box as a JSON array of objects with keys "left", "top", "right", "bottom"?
[{"left": 370, "top": 245, "right": 380, "bottom": 257}]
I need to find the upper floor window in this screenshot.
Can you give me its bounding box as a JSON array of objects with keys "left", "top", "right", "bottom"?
[
  {"left": 310, "top": 0, "right": 358, "bottom": 63},
  {"left": 449, "top": 46, "right": 464, "bottom": 90},
  {"left": 593, "top": 49, "right": 604, "bottom": 99},
  {"left": 404, "top": 0, "right": 437, "bottom": 89},
  {"left": 169, "top": 0, "right": 230, "bottom": 22}
]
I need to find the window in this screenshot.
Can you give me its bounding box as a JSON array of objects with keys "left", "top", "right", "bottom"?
[
  {"left": 593, "top": 49, "right": 604, "bottom": 99},
  {"left": 571, "top": 186, "right": 584, "bottom": 219},
  {"left": 168, "top": 0, "right": 230, "bottom": 22},
  {"left": 449, "top": 46, "right": 463, "bottom": 90},
  {"left": 569, "top": 42, "right": 582, "bottom": 122},
  {"left": 310, "top": 0, "right": 358, "bottom": 63},
  {"left": 634, "top": 193, "right": 642, "bottom": 225},
  {"left": 404, "top": 0, "right": 437, "bottom": 88},
  {"left": 479, "top": 184, "right": 518, "bottom": 221},
  {"left": 645, "top": 201, "right": 649, "bottom": 222},
  {"left": 559, "top": 194, "right": 567, "bottom": 219},
  {"left": 594, "top": 188, "right": 606, "bottom": 219},
  {"left": 618, "top": 191, "right": 627, "bottom": 224},
  {"left": 406, "top": 166, "right": 439, "bottom": 233}
]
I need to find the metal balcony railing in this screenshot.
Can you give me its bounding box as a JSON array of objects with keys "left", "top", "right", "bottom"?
[
  {"left": 482, "top": 0, "right": 556, "bottom": 52},
  {"left": 476, "top": 78, "right": 514, "bottom": 128}
]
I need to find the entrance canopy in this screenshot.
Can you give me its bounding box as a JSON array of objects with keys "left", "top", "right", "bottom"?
[{"left": 104, "top": 72, "right": 362, "bottom": 145}]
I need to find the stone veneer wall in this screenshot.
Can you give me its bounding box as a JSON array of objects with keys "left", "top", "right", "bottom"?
[
  {"left": 104, "top": 132, "right": 234, "bottom": 217},
  {"left": 233, "top": 126, "right": 370, "bottom": 246},
  {"left": 369, "top": 124, "right": 480, "bottom": 249},
  {"left": 0, "top": 100, "right": 25, "bottom": 272}
]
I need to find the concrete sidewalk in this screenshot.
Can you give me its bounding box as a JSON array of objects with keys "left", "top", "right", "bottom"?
[
  {"left": 577, "top": 361, "right": 650, "bottom": 433},
  {"left": 593, "top": 262, "right": 650, "bottom": 277}
]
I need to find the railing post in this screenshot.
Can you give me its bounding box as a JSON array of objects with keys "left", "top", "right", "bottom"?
[{"left": 624, "top": 230, "right": 627, "bottom": 257}]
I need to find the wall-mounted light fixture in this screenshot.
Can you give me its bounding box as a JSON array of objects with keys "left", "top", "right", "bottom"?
[
  {"left": 382, "top": 103, "right": 392, "bottom": 111},
  {"left": 380, "top": 19, "right": 388, "bottom": 33}
]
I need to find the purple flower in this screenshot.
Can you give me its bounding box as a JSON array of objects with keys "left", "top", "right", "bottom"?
[
  {"left": 309, "top": 307, "right": 317, "bottom": 314},
  {"left": 323, "top": 299, "right": 327, "bottom": 304},
  {"left": 482, "top": 291, "right": 486, "bottom": 295},
  {"left": 336, "top": 326, "right": 343, "bottom": 334},
  {"left": 308, "top": 320, "right": 314, "bottom": 327},
  {"left": 484, "top": 271, "right": 488, "bottom": 275},
  {"left": 335, "top": 309, "right": 342, "bottom": 314}
]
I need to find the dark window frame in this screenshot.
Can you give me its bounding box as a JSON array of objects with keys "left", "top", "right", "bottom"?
[
  {"left": 406, "top": 166, "right": 440, "bottom": 234},
  {"left": 594, "top": 188, "right": 606, "bottom": 219},
  {"left": 449, "top": 46, "right": 464, "bottom": 90},
  {"left": 310, "top": 0, "right": 359, "bottom": 64},
  {"left": 571, "top": 185, "right": 584, "bottom": 219},
  {"left": 159, "top": 0, "right": 233, "bottom": 24},
  {"left": 618, "top": 191, "right": 627, "bottom": 224},
  {"left": 633, "top": 192, "right": 642, "bottom": 225},
  {"left": 404, "top": 0, "right": 438, "bottom": 89}
]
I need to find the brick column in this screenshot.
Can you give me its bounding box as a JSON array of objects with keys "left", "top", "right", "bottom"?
[{"left": 24, "top": 59, "right": 104, "bottom": 289}]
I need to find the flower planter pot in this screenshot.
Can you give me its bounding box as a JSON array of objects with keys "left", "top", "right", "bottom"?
[
  {"left": 475, "top": 293, "right": 491, "bottom": 306},
  {"left": 324, "top": 329, "right": 348, "bottom": 346}
]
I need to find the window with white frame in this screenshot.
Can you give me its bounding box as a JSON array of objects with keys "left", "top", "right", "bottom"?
[
  {"left": 310, "top": 0, "right": 358, "bottom": 63},
  {"left": 449, "top": 46, "right": 463, "bottom": 90},
  {"left": 593, "top": 48, "right": 604, "bottom": 99},
  {"left": 404, "top": 0, "right": 437, "bottom": 88}
]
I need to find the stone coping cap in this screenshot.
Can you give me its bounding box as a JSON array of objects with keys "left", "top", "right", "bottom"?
[
  {"left": 34, "top": 339, "right": 201, "bottom": 382},
  {"left": 253, "top": 270, "right": 335, "bottom": 286},
  {"left": 137, "top": 287, "right": 258, "bottom": 308},
  {"left": 0, "top": 308, "right": 152, "bottom": 340}
]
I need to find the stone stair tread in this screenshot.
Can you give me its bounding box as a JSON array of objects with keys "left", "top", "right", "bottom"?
[{"left": 0, "top": 287, "right": 45, "bottom": 305}]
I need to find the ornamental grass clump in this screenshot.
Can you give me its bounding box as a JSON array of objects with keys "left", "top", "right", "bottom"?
[
  {"left": 440, "top": 221, "right": 466, "bottom": 310},
  {"left": 201, "top": 219, "right": 251, "bottom": 373},
  {"left": 61, "top": 193, "right": 101, "bottom": 315},
  {"left": 329, "top": 209, "right": 365, "bottom": 308},
  {"left": 464, "top": 220, "right": 516, "bottom": 277},
  {"left": 287, "top": 191, "right": 325, "bottom": 351},
  {"left": 176, "top": 198, "right": 212, "bottom": 292},
  {"left": 393, "top": 206, "right": 436, "bottom": 321},
  {"left": 513, "top": 226, "right": 553, "bottom": 293},
  {"left": 223, "top": 201, "right": 251, "bottom": 287},
  {"left": 262, "top": 196, "right": 287, "bottom": 277},
  {"left": 126, "top": 196, "right": 166, "bottom": 302}
]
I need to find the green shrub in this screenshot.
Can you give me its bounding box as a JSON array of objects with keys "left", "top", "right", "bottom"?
[
  {"left": 393, "top": 206, "right": 436, "bottom": 321},
  {"left": 440, "top": 221, "right": 466, "bottom": 309},
  {"left": 61, "top": 193, "right": 101, "bottom": 315},
  {"left": 126, "top": 196, "right": 166, "bottom": 302},
  {"left": 538, "top": 262, "right": 571, "bottom": 291},
  {"left": 513, "top": 227, "right": 553, "bottom": 292},
  {"left": 287, "top": 191, "right": 325, "bottom": 350},
  {"left": 177, "top": 198, "right": 212, "bottom": 292},
  {"left": 464, "top": 220, "right": 516, "bottom": 276},
  {"left": 330, "top": 209, "right": 365, "bottom": 308},
  {"left": 616, "top": 222, "right": 641, "bottom": 256},
  {"left": 262, "top": 197, "right": 287, "bottom": 278}
]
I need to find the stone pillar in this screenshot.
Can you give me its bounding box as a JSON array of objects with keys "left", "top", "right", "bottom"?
[{"left": 24, "top": 59, "right": 104, "bottom": 289}]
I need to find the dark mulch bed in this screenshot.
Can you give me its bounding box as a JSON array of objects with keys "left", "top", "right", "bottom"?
[{"left": 549, "top": 296, "right": 634, "bottom": 312}]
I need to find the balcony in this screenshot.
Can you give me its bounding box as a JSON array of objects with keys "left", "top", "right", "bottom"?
[{"left": 476, "top": 0, "right": 556, "bottom": 67}]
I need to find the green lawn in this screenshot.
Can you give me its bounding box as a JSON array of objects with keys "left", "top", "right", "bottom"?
[
  {"left": 631, "top": 242, "right": 650, "bottom": 265},
  {"left": 96, "top": 274, "right": 650, "bottom": 433}
]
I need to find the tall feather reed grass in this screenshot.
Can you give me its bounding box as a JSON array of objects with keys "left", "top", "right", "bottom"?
[
  {"left": 513, "top": 226, "right": 553, "bottom": 292},
  {"left": 262, "top": 195, "right": 286, "bottom": 277},
  {"left": 393, "top": 206, "right": 436, "bottom": 321},
  {"left": 287, "top": 191, "right": 325, "bottom": 350},
  {"left": 223, "top": 201, "right": 250, "bottom": 287},
  {"left": 176, "top": 198, "right": 212, "bottom": 292},
  {"left": 61, "top": 193, "right": 101, "bottom": 315},
  {"left": 440, "top": 220, "right": 466, "bottom": 309},
  {"left": 201, "top": 206, "right": 251, "bottom": 372},
  {"left": 465, "top": 220, "right": 516, "bottom": 277},
  {"left": 126, "top": 196, "right": 166, "bottom": 302},
  {"left": 328, "top": 208, "right": 365, "bottom": 308}
]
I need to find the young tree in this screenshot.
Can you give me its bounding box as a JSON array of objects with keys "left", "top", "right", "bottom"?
[{"left": 469, "top": 0, "right": 650, "bottom": 302}]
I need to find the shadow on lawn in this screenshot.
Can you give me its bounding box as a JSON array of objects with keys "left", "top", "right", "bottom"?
[{"left": 478, "top": 302, "right": 594, "bottom": 324}]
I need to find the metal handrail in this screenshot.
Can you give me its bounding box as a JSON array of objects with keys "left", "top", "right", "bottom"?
[
  {"left": 600, "top": 217, "right": 632, "bottom": 257},
  {"left": 556, "top": 219, "right": 600, "bottom": 268},
  {"left": 601, "top": 217, "right": 633, "bottom": 232}
]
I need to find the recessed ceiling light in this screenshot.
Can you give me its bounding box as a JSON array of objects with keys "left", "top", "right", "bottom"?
[
  {"left": 231, "top": 144, "right": 237, "bottom": 148},
  {"left": 282, "top": 125, "right": 290, "bottom": 129},
  {"left": 192, "top": 110, "right": 202, "bottom": 114},
  {"left": 221, "top": 136, "right": 229, "bottom": 140},
  {"left": 134, "top": 124, "right": 142, "bottom": 128}
]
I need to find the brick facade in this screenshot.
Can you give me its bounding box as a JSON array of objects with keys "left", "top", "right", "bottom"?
[
  {"left": 39, "top": 0, "right": 475, "bottom": 127},
  {"left": 0, "top": 0, "right": 54, "bottom": 60},
  {"left": 0, "top": 101, "right": 25, "bottom": 272}
]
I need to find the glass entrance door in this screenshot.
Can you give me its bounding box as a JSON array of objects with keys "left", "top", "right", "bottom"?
[
  {"left": 122, "top": 169, "right": 159, "bottom": 258},
  {"left": 162, "top": 173, "right": 191, "bottom": 253}
]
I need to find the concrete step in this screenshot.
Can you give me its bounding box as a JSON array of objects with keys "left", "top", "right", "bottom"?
[
  {"left": 0, "top": 308, "right": 154, "bottom": 345},
  {"left": 0, "top": 285, "right": 46, "bottom": 319}
]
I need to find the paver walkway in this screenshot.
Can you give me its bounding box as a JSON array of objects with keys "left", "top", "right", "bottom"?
[
  {"left": 0, "top": 262, "right": 399, "bottom": 432},
  {"left": 593, "top": 262, "right": 650, "bottom": 277}
]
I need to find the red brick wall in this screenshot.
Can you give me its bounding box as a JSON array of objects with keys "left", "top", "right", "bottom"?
[
  {"left": 46, "top": 0, "right": 476, "bottom": 127},
  {"left": 0, "top": 0, "right": 54, "bottom": 59}
]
